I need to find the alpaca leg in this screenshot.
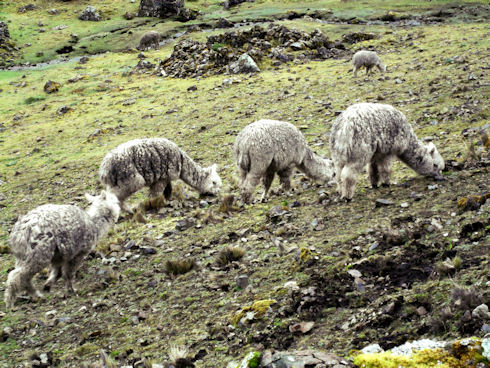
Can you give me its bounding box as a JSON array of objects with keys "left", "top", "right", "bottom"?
[
  {"left": 111, "top": 174, "right": 145, "bottom": 214},
  {"left": 278, "top": 167, "right": 293, "bottom": 194},
  {"left": 237, "top": 168, "right": 247, "bottom": 187},
  {"left": 43, "top": 264, "right": 62, "bottom": 291},
  {"left": 149, "top": 181, "right": 166, "bottom": 198},
  {"left": 368, "top": 161, "right": 380, "bottom": 188},
  {"left": 377, "top": 155, "right": 394, "bottom": 187},
  {"left": 335, "top": 164, "right": 343, "bottom": 194},
  {"left": 5, "top": 268, "right": 23, "bottom": 309},
  {"left": 260, "top": 166, "right": 276, "bottom": 202},
  {"left": 340, "top": 164, "right": 362, "bottom": 200},
  {"left": 62, "top": 260, "right": 77, "bottom": 294},
  {"left": 240, "top": 173, "right": 261, "bottom": 204}
]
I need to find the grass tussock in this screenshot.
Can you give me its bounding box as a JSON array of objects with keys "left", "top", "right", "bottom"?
[
  {"left": 165, "top": 258, "right": 197, "bottom": 276},
  {"left": 215, "top": 246, "right": 245, "bottom": 267},
  {"left": 140, "top": 195, "right": 167, "bottom": 212},
  {"left": 218, "top": 194, "right": 239, "bottom": 214}
]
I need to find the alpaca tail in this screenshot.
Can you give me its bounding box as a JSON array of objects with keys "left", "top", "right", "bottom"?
[{"left": 236, "top": 148, "right": 251, "bottom": 173}]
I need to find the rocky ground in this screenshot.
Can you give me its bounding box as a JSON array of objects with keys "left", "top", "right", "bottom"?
[{"left": 0, "top": 1, "right": 489, "bottom": 367}]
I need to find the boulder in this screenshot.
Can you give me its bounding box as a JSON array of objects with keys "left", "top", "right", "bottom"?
[
  {"left": 0, "top": 22, "right": 10, "bottom": 42},
  {"left": 79, "top": 6, "right": 101, "bottom": 21},
  {"left": 138, "top": 0, "right": 185, "bottom": 18},
  {"left": 229, "top": 53, "right": 260, "bottom": 74},
  {"left": 224, "top": 0, "right": 255, "bottom": 9},
  {"left": 44, "top": 80, "right": 61, "bottom": 94}
]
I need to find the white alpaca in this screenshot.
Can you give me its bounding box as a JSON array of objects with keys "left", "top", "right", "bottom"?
[
  {"left": 330, "top": 103, "right": 445, "bottom": 200},
  {"left": 234, "top": 119, "right": 335, "bottom": 203},
  {"left": 99, "top": 138, "right": 222, "bottom": 212},
  {"left": 352, "top": 50, "right": 386, "bottom": 77},
  {"left": 5, "top": 191, "right": 120, "bottom": 309}
]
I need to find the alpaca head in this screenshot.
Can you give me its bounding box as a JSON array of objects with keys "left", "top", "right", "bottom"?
[
  {"left": 200, "top": 164, "right": 222, "bottom": 196},
  {"left": 420, "top": 142, "right": 445, "bottom": 180},
  {"left": 377, "top": 60, "right": 387, "bottom": 73},
  {"left": 85, "top": 190, "right": 121, "bottom": 222}
]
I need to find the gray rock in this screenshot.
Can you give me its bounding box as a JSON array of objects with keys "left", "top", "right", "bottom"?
[
  {"left": 229, "top": 53, "right": 260, "bottom": 74},
  {"left": 138, "top": 0, "right": 185, "bottom": 18},
  {"left": 236, "top": 275, "right": 249, "bottom": 289},
  {"left": 262, "top": 350, "right": 352, "bottom": 367},
  {"left": 79, "top": 6, "right": 101, "bottom": 21},
  {"left": 375, "top": 198, "right": 394, "bottom": 207},
  {"left": 0, "top": 22, "right": 10, "bottom": 43},
  {"left": 175, "top": 218, "right": 196, "bottom": 231},
  {"left": 472, "top": 304, "right": 490, "bottom": 319}
]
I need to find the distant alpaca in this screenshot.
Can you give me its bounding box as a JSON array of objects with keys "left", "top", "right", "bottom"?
[
  {"left": 330, "top": 103, "right": 445, "bottom": 200},
  {"left": 352, "top": 50, "right": 386, "bottom": 77},
  {"left": 234, "top": 119, "right": 335, "bottom": 203},
  {"left": 138, "top": 31, "right": 161, "bottom": 50},
  {"left": 99, "top": 138, "right": 222, "bottom": 212},
  {"left": 5, "top": 191, "right": 120, "bottom": 309}
]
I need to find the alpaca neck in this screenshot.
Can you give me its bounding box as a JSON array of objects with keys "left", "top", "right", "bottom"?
[
  {"left": 299, "top": 148, "right": 329, "bottom": 182},
  {"left": 179, "top": 152, "right": 207, "bottom": 191},
  {"left": 398, "top": 137, "right": 429, "bottom": 175},
  {"left": 88, "top": 208, "right": 116, "bottom": 240}
]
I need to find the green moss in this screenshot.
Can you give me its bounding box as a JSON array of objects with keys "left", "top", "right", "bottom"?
[{"left": 230, "top": 299, "right": 276, "bottom": 326}]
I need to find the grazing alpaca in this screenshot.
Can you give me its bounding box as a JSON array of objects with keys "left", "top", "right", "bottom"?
[
  {"left": 330, "top": 103, "right": 445, "bottom": 200},
  {"left": 5, "top": 191, "right": 120, "bottom": 309},
  {"left": 234, "top": 119, "right": 335, "bottom": 203},
  {"left": 99, "top": 138, "right": 222, "bottom": 212},
  {"left": 352, "top": 50, "right": 386, "bottom": 77}
]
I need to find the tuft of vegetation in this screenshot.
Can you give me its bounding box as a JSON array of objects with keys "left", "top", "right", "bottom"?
[
  {"left": 230, "top": 299, "right": 276, "bottom": 326},
  {"left": 165, "top": 258, "right": 197, "bottom": 276},
  {"left": 24, "top": 96, "right": 45, "bottom": 105},
  {"left": 215, "top": 246, "right": 245, "bottom": 267}
]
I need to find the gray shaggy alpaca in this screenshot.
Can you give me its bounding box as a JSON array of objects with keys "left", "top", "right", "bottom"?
[
  {"left": 5, "top": 191, "right": 120, "bottom": 309},
  {"left": 330, "top": 103, "right": 445, "bottom": 200},
  {"left": 352, "top": 50, "right": 386, "bottom": 77},
  {"left": 234, "top": 119, "right": 335, "bottom": 203},
  {"left": 138, "top": 31, "right": 161, "bottom": 50},
  {"left": 99, "top": 138, "right": 222, "bottom": 212}
]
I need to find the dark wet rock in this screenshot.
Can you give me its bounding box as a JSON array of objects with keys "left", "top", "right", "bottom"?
[
  {"left": 136, "top": 59, "right": 155, "bottom": 70},
  {"left": 176, "top": 217, "right": 196, "bottom": 231},
  {"left": 229, "top": 53, "right": 260, "bottom": 74},
  {"left": 341, "top": 32, "right": 377, "bottom": 44},
  {"left": 187, "top": 85, "right": 198, "bottom": 92},
  {"left": 216, "top": 17, "right": 234, "bottom": 28},
  {"left": 79, "top": 56, "right": 89, "bottom": 64},
  {"left": 124, "top": 11, "right": 136, "bottom": 20},
  {"left": 79, "top": 6, "right": 101, "bottom": 21},
  {"left": 224, "top": 0, "right": 254, "bottom": 9},
  {"left": 261, "top": 350, "right": 352, "bottom": 367},
  {"left": 236, "top": 275, "right": 249, "bottom": 289},
  {"left": 138, "top": 0, "right": 185, "bottom": 18},
  {"left": 44, "top": 80, "right": 60, "bottom": 94},
  {"left": 267, "top": 206, "right": 292, "bottom": 224},
  {"left": 0, "top": 22, "right": 10, "bottom": 43},
  {"left": 17, "top": 4, "right": 37, "bottom": 13},
  {"left": 142, "top": 247, "right": 157, "bottom": 255},
  {"left": 57, "top": 106, "right": 72, "bottom": 115}
]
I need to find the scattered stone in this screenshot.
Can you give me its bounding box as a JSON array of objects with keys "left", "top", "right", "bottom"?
[
  {"left": 341, "top": 32, "right": 376, "bottom": 44},
  {"left": 361, "top": 343, "right": 384, "bottom": 354},
  {"left": 17, "top": 4, "right": 36, "bottom": 13},
  {"left": 416, "top": 306, "right": 428, "bottom": 316},
  {"left": 216, "top": 17, "right": 234, "bottom": 28},
  {"left": 236, "top": 275, "right": 249, "bottom": 289},
  {"left": 187, "top": 85, "right": 197, "bottom": 92},
  {"left": 57, "top": 106, "right": 72, "bottom": 115},
  {"left": 347, "top": 269, "right": 362, "bottom": 278},
  {"left": 427, "top": 184, "right": 438, "bottom": 190},
  {"left": 175, "top": 218, "right": 196, "bottom": 231},
  {"left": 52, "top": 25, "right": 68, "bottom": 31},
  {"left": 229, "top": 53, "right": 260, "bottom": 74},
  {"left": 289, "top": 321, "right": 315, "bottom": 334},
  {"left": 47, "top": 9, "right": 59, "bottom": 15},
  {"left": 472, "top": 304, "right": 490, "bottom": 319},
  {"left": 44, "top": 80, "right": 61, "bottom": 94},
  {"left": 262, "top": 350, "right": 352, "bottom": 367},
  {"left": 0, "top": 22, "right": 10, "bottom": 42},
  {"left": 283, "top": 281, "right": 299, "bottom": 291},
  {"left": 79, "top": 56, "right": 89, "bottom": 64},
  {"left": 400, "top": 202, "right": 409, "bottom": 208},
  {"left": 79, "top": 6, "right": 101, "bottom": 21},
  {"left": 142, "top": 247, "right": 157, "bottom": 255},
  {"left": 224, "top": 0, "right": 254, "bottom": 9},
  {"left": 391, "top": 339, "right": 447, "bottom": 356},
  {"left": 375, "top": 198, "right": 394, "bottom": 207},
  {"left": 124, "top": 11, "right": 136, "bottom": 20}
]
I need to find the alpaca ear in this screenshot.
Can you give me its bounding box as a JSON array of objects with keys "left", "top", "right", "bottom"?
[
  {"left": 211, "top": 163, "right": 217, "bottom": 172},
  {"left": 85, "top": 193, "right": 96, "bottom": 203}
]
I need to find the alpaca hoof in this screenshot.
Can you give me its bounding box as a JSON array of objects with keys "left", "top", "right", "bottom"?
[
  {"left": 381, "top": 183, "right": 390, "bottom": 188},
  {"left": 434, "top": 175, "right": 446, "bottom": 181},
  {"left": 43, "top": 284, "right": 51, "bottom": 292}
]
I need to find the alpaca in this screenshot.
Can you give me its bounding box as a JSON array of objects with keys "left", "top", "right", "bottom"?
[
  {"left": 329, "top": 103, "right": 445, "bottom": 200},
  {"left": 234, "top": 119, "right": 335, "bottom": 203},
  {"left": 352, "top": 50, "right": 386, "bottom": 77},
  {"left": 138, "top": 31, "right": 161, "bottom": 50},
  {"left": 99, "top": 138, "right": 222, "bottom": 213},
  {"left": 4, "top": 191, "right": 120, "bottom": 309}
]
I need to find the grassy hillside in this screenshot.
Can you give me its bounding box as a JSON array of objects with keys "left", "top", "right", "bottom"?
[{"left": 0, "top": 0, "right": 488, "bottom": 367}]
